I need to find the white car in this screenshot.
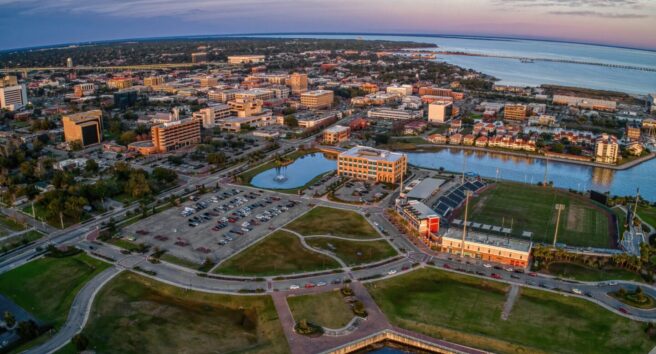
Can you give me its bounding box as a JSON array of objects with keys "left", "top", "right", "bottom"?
[
  {"left": 387, "top": 269, "right": 397, "bottom": 275},
  {"left": 572, "top": 288, "right": 583, "bottom": 295},
  {"left": 483, "top": 264, "right": 492, "bottom": 268},
  {"left": 505, "top": 267, "right": 514, "bottom": 272},
  {"left": 316, "top": 281, "right": 327, "bottom": 287},
  {"left": 289, "top": 285, "right": 300, "bottom": 290}
]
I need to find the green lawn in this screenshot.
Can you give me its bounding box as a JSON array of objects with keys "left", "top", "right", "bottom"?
[
  {"left": 0, "top": 215, "right": 27, "bottom": 232},
  {"left": 305, "top": 237, "right": 397, "bottom": 266},
  {"left": 637, "top": 204, "right": 656, "bottom": 230},
  {"left": 547, "top": 262, "right": 643, "bottom": 282},
  {"left": 214, "top": 230, "right": 340, "bottom": 276},
  {"left": 286, "top": 206, "right": 380, "bottom": 239},
  {"left": 160, "top": 253, "right": 202, "bottom": 269},
  {"left": 81, "top": 272, "right": 288, "bottom": 354},
  {"left": 287, "top": 290, "right": 354, "bottom": 329},
  {"left": 366, "top": 268, "right": 654, "bottom": 354},
  {"left": 466, "top": 182, "right": 611, "bottom": 247},
  {"left": 0, "top": 253, "right": 110, "bottom": 327}
]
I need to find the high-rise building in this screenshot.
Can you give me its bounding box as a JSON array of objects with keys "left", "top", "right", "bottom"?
[
  {"left": 199, "top": 77, "right": 218, "bottom": 87},
  {"left": 594, "top": 134, "right": 620, "bottom": 164},
  {"left": 0, "top": 78, "right": 28, "bottom": 111},
  {"left": 300, "top": 90, "right": 334, "bottom": 109},
  {"left": 191, "top": 52, "right": 208, "bottom": 63},
  {"left": 427, "top": 101, "right": 453, "bottom": 123},
  {"left": 648, "top": 93, "right": 656, "bottom": 114},
  {"left": 73, "top": 83, "right": 96, "bottom": 98},
  {"left": 62, "top": 110, "right": 103, "bottom": 147},
  {"left": 151, "top": 118, "right": 202, "bottom": 153},
  {"left": 113, "top": 90, "right": 138, "bottom": 109},
  {"left": 289, "top": 73, "right": 308, "bottom": 94},
  {"left": 337, "top": 146, "right": 407, "bottom": 183},
  {"left": 66, "top": 57, "right": 73, "bottom": 68}
]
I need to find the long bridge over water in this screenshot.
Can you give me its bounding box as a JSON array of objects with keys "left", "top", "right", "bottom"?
[
  {"left": 437, "top": 51, "right": 656, "bottom": 73},
  {"left": 0, "top": 61, "right": 228, "bottom": 75}
]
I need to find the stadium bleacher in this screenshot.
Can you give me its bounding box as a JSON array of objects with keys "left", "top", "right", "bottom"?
[{"left": 431, "top": 178, "right": 488, "bottom": 218}]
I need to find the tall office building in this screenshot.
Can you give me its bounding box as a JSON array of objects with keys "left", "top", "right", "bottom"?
[
  {"left": 151, "top": 118, "right": 202, "bottom": 153},
  {"left": 289, "top": 73, "right": 308, "bottom": 94},
  {"left": 594, "top": 134, "right": 620, "bottom": 164},
  {"left": 66, "top": 57, "right": 73, "bottom": 68},
  {"left": 62, "top": 110, "right": 103, "bottom": 147},
  {"left": 144, "top": 76, "right": 165, "bottom": 87},
  {"left": 191, "top": 52, "right": 208, "bottom": 63},
  {"left": 337, "top": 146, "right": 407, "bottom": 183},
  {"left": 192, "top": 103, "right": 232, "bottom": 128},
  {"left": 0, "top": 76, "right": 28, "bottom": 111},
  {"left": 427, "top": 101, "right": 453, "bottom": 123},
  {"left": 300, "top": 90, "right": 334, "bottom": 109}
]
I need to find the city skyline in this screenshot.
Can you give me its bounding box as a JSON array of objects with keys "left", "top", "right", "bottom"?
[{"left": 1, "top": 0, "right": 655, "bottom": 51}]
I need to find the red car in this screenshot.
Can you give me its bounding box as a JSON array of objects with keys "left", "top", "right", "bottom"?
[
  {"left": 491, "top": 273, "right": 502, "bottom": 279},
  {"left": 304, "top": 283, "right": 315, "bottom": 288},
  {"left": 442, "top": 263, "right": 452, "bottom": 269},
  {"left": 618, "top": 307, "right": 628, "bottom": 314},
  {"left": 528, "top": 272, "right": 537, "bottom": 277}
]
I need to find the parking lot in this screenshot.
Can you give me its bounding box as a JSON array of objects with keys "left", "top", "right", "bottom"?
[
  {"left": 122, "top": 187, "right": 311, "bottom": 266},
  {"left": 333, "top": 180, "right": 390, "bottom": 204}
]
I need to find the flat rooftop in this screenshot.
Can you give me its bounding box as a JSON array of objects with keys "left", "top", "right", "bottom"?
[
  {"left": 302, "top": 90, "right": 333, "bottom": 97},
  {"left": 443, "top": 228, "right": 532, "bottom": 253},
  {"left": 324, "top": 125, "right": 349, "bottom": 133},
  {"left": 339, "top": 145, "right": 405, "bottom": 163},
  {"left": 406, "top": 178, "right": 445, "bottom": 200},
  {"left": 402, "top": 200, "right": 438, "bottom": 219}
]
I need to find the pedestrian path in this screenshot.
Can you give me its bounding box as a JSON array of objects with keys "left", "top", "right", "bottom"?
[{"left": 501, "top": 284, "right": 520, "bottom": 320}]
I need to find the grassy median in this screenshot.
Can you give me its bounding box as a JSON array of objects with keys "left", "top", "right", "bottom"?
[
  {"left": 366, "top": 268, "right": 654, "bottom": 354},
  {"left": 81, "top": 272, "right": 288, "bottom": 354},
  {"left": 305, "top": 237, "right": 397, "bottom": 266},
  {"left": 214, "top": 230, "right": 340, "bottom": 276},
  {"left": 287, "top": 290, "right": 354, "bottom": 329},
  {"left": 286, "top": 206, "right": 379, "bottom": 239}
]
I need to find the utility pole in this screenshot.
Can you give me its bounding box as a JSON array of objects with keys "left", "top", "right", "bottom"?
[
  {"left": 543, "top": 157, "right": 549, "bottom": 187},
  {"left": 59, "top": 211, "right": 64, "bottom": 229},
  {"left": 632, "top": 188, "right": 640, "bottom": 221},
  {"left": 461, "top": 190, "right": 474, "bottom": 257},
  {"left": 553, "top": 204, "right": 565, "bottom": 247}
]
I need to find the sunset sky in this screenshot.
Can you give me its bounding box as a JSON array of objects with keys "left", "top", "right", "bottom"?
[{"left": 0, "top": 0, "right": 654, "bottom": 50}]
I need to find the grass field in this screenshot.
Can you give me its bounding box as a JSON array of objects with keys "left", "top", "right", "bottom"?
[
  {"left": 547, "top": 262, "right": 643, "bottom": 282},
  {"left": 0, "top": 253, "right": 110, "bottom": 327},
  {"left": 214, "top": 230, "right": 340, "bottom": 276},
  {"left": 465, "top": 182, "right": 611, "bottom": 247},
  {"left": 287, "top": 290, "right": 354, "bottom": 329},
  {"left": 637, "top": 204, "right": 656, "bottom": 230},
  {"left": 81, "top": 272, "right": 288, "bottom": 354},
  {"left": 286, "top": 206, "right": 379, "bottom": 239},
  {"left": 612, "top": 206, "right": 628, "bottom": 237},
  {"left": 305, "top": 237, "right": 397, "bottom": 266},
  {"left": 366, "top": 268, "right": 654, "bottom": 354},
  {"left": 0, "top": 215, "right": 26, "bottom": 232}
]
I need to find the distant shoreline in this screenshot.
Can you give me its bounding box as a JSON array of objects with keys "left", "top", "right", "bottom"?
[{"left": 3, "top": 31, "right": 654, "bottom": 55}]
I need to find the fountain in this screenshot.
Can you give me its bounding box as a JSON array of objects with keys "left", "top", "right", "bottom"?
[{"left": 273, "top": 167, "right": 288, "bottom": 183}]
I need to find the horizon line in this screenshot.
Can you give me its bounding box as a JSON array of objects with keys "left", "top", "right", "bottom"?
[{"left": 1, "top": 31, "right": 655, "bottom": 54}]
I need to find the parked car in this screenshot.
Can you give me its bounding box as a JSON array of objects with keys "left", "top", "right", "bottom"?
[{"left": 289, "top": 285, "right": 299, "bottom": 290}]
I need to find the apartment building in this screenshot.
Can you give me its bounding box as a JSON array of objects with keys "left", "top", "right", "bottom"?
[
  {"left": 323, "top": 125, "right": 350, "bottom": 144},
  {"left": 367, "top": 107, "right": 423, "bottom": 120},
  {"left": 427, "top": 101, "right": 453, "bottom": 123},
  {"left": 289, "top": 73, "right": 308, "bottom": 94},
  {"left": 270, "top": 85, "right": 290, "bottom": 99},
  {"left": 301, "top": 90, "right": 334, "bottom": 109},
  {"left": 192, "top": 103, "right": 232, "bottom": 128},
  {"left": 199, "top": 77, "right": 218, "bottom": 88},
  {"left": 594, "top": 133, "right": 620, "bottom": 164},
  {"left": 227, "top": 55, "right": 265, "bottom": 64},
  {"left": 62, "top": 110, "right": 103, "bottom": 147},
  {"left": 229, "top": 97, "right": 264, "bottom": 117},
  {"left": 626, "top": 124, "right": 641, "bottom": 141},
  {"left": 418, "top": 86, "right": 452, "bottom": 97},
  {"left": 0, "top": 80, "right": 28, "bottom": 111},
  {"left": 208, "top": 89, "right": 241, "bottom": 103},
  {"left": 337, "top": 146, "right": 407, "bottom": 183},
  {"left": 235, "top": 89, "right": 275, "bottom": 101},
  {"left": 143, "top": 76, "right": 165, "bottom": 87},
  {"left": 151, "top": 118, "right": 202, "bottom": 153},
  {"left": 503, "top": 103, "right": 528, "bottom": 121}
]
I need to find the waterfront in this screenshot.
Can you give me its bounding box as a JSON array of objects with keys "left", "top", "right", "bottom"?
[
  {"left": 250, "top": 153, "right": 336, "bottom": 189},
  {"left": 407, "top": 148, "right": 656, "bottom": 202},
  {"left": 255, "top": 34, "right": 656, "bottom": 94}
]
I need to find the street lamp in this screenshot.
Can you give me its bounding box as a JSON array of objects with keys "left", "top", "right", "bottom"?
[
  {"left": 461, "top": 190, "right": 474, "bottom": 257},
  {"left": 553, "top": 204, "right": 566, "bottom": 247}
]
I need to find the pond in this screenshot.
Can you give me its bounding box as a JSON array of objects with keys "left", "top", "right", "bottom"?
[{"left": 250, "top": 153, "right": 336, "bottom": 190}]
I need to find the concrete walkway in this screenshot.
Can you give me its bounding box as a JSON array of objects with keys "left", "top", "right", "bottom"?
[
  {"left": 25, "top": 267, "right": 122, "bottom": 354},
  {"left": 501, "top": 285, "right": 520, "bottom": 320},
  {"left": 282, "top": 228, "right": 349, "bottom": 268}
]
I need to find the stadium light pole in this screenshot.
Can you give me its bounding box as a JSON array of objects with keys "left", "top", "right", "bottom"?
[
  {"left": 552, "top": 204, "right": 565, "bottom": 247},
  {"left": 461, "top": 190, "right": 474, "bottom": 257}
]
